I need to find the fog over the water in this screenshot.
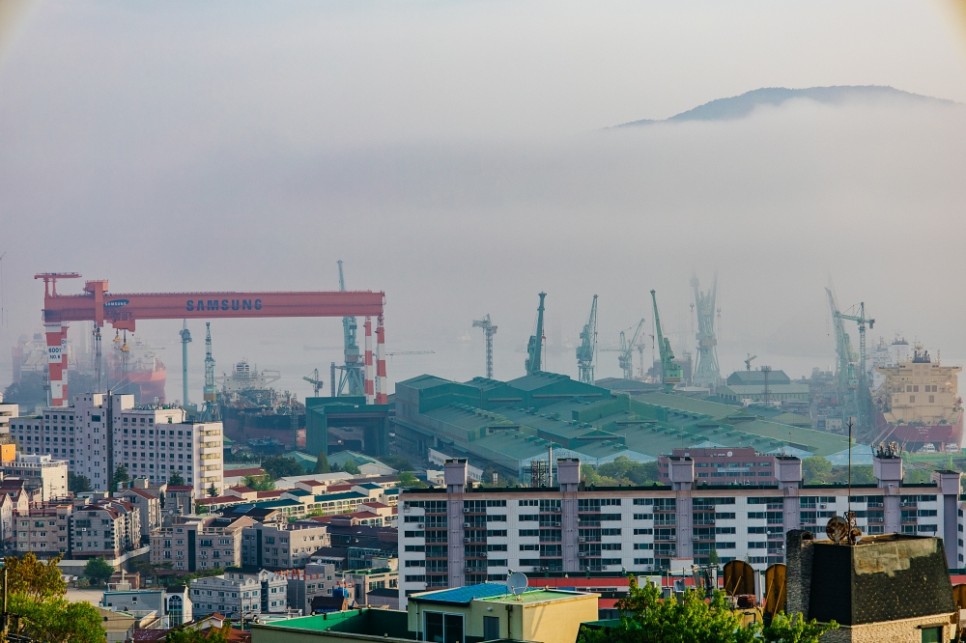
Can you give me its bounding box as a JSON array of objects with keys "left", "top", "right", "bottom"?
[{"left": 1, "top": 2, "right": 965, "bottom": 399}]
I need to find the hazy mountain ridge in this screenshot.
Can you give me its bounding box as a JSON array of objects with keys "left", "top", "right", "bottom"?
[{"left": 616, "top": 85, "right": 961, "bottom": 126}]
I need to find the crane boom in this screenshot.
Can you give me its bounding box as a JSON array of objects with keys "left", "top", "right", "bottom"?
[
  {"left": 832, "top": 297, "right": 875, "bottom": 434},
  {"left": 525, "top": 292, "right": 547, "bottom": 375},
  {"left": 618, "top": 318, "right": 646, "bottom": 380},
  {"left": 576, "top": 295, "right": 598, "bottom": 384},
  {"left": 201, "top": 322, "right": 219, "bottom": 421},
  {"left": 337, "top": 260, "right": 364, "bottom": 396},
  {"left": 651, "top": 289, "right": 682, "bottom": 391}
]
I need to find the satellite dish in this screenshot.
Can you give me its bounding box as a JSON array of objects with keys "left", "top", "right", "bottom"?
[{"left": 507, "top": 571, "right": 529, "bottom": 596}]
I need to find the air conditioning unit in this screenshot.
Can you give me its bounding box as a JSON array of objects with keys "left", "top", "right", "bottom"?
[
  {"left": 463, "top": 508, "right": 470, "bottom": 513},
  {"left": 417, "top": 524, "right": 425, "bottom": 529},
  {"left": 464, "top": 523, "right": 471, "bottom": 528}
]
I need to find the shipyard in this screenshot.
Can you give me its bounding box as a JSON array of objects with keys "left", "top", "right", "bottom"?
[{"left": 2, "top": 1, "right": 966, "bottom": 642}]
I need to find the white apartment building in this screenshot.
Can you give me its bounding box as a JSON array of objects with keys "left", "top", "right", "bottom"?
[
  {"left": 1, "top": 453, "right": 69, "bottom": 501},
  {"left": 397, "top": 456, "right": 962, "bottom": 603},
  {"left": 8, "top": 393, "right": 223, "bottom": 497},
  {"left": 189, "top": 569, "right": 288, "bottom": 619}
]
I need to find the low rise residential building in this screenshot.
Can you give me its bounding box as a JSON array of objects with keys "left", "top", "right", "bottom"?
[
  {"left": 241, "top": 522, "right": 330, "bottom": 570},
  {"left": 150, "top": 515, "right": 255, "bottom": 572},
  {"left": 13, "top": 500, "right": 70, "bottom": 557},
  {"left": 189, "top": 569, "right": 287, "bottom": 619},
  {"left": 343, "top": 558, "right": 398, "bottom": 607},
  {"left": 100, "top": 584, "right": 193, "bottom": 628},
  {"left": 194, "top": 478, "right": 398, "bottom": 519},
  {"left": 72, "top": 498, "right": 141, "bottom": 559},
  {"left": 277, "top": 561, "right": 342, "bottom": 617},
  {"left": 116, "top": 479, "right": 163, "bottom": 543},
  {"left": 249, "top": 583, "right": 599, "bottom": 643},
  {"left": 8, "top": 393, "right": 223, "bottom": 497},
  {"left": 0, "top": 453, "right": 69, "bottom": 501}
]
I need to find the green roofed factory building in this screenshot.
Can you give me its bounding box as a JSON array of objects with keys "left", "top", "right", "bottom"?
[{"left": 390, "top": 371, "right": 851, "bottom": 481}]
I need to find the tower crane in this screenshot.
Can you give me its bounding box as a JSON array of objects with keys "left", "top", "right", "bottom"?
[
  {"left": 525, "top": 292, "right": 547, "bottom": 375},
  {"left": 576, "top": 295, "right": 598, "bottom": 384},
  {"left": 744, "top": 354, "right": 757, "bottom": 371},
  {"left": 833, "top": 297, "right": 875, "bottom": 435},
  {"left": 691, "top": 275, "right": 720, "bottom": 388},
  {"left": 179, "top": 321, "right": 192, "bottom": 408},
  {"left": 651, "top": 290, "right": 683, "bottom": 391},
  {"left": 303, "top": 368, "right": 324, "bottom": 396},
  {"left": 618, "top": 318, "right": 646, "bottom": 381},
  {"left": 826, "top": 288, "right": 857, "bottom": 395},
  {"left": 473, "top": 314, "right": 498, "bottom": 379},
  {"left": 336, "top": 260, "right": 365, "bottom": 397},
  {"left": 201, "top": 322, "right": 219, "bottom": 421}
]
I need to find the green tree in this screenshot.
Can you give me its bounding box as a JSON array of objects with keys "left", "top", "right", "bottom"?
[
  {"left": 260, "top": 455, "right": 304, "bottom": 479},
  {"left": 168, "top": 471, "right": 185, "bottom": 486},
  {"left": 207, "top": 483, "right": 219, "bottom": 497},
  {"left": 243, "top": 474, "right": 275, "bottom": 491},
  {"left": 399, "top": 471, "right": 427, "bottom": 489},
  {"left": 84, "top": 557, "right": 114, "bottom": 586},
  {"left": 343, "top": 459, "right": 361, "bottom": 474},
  {"left": 2, "top": 554, "right": 105, "bottom": 642},
  {"left": 112, "top": 464, "right": 131, "bottom": 491},
  {"left": 69, "top": 472, "right": 92, "bottom": 493},
  {"left": 761, "top": 612, "right": 837, "bottom": 643},
  {"left": 578, "top": 581, "right": 757, "bottom": 643},
  {"left": 4, "top": 553, "right": 67, "bottom": 600},
  {"left": 9, "top": 594, "right": 105, "bottom": 643},
  {"left": 166, "top": 621, "right": 231, "bottom": 642},
  {"left": 577, "top": 580, "right": 835, "bottom": 643},
  {"left": 314, "top": 450, "right": 331, "bottom": 474},
  {"left": 801, "top": 456, "right": 833, "bottom": 484}
]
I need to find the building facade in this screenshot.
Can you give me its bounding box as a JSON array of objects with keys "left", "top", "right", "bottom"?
[
  {"left": 397, "top": 456, "right": 962, "bottom": 601},
  {"left": 1, "top": 453, "right": 69, "bottom": 501},
  {"left": 13, "top": 500, "right": 71, "bottom": 557},
  {"left": 189, "top": 569, "right": 288, "bottom": 619},
  {"left": 8, "top": 393, "right": 223, "bottom": 497},
  {"left": 241, "top": 522, "right": 330, "bottom": 570},
  {"left": 72, "top": 498, "right": 141, "bottom": 559},
  {"left": 657, "top": 446, "right": 777, "bottom": 485},
  {"left": 150, "top": 515, "right": 255, "bottom": 572}
]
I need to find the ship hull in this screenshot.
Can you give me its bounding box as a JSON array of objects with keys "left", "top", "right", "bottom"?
[
  {"left": 875, "top": 411, "right": 964, "bottom": 451},
  {"left": 220, "top": 407, "right": 306, "bottom": 449}
]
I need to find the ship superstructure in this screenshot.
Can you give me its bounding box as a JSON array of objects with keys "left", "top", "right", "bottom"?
[
  {"left": 872, "top": 344, "right": 963, "bottom": 451},
  {"left": 219, "top": 360, "right": 305, "bottom": 451}
]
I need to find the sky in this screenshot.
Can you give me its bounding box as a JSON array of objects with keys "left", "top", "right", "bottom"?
[{"left": 2, "top": 1, "right": 966, "bottom": 399}]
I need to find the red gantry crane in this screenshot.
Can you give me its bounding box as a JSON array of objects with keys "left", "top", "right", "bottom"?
[{"left": 35, "top": 274, "right": 388, "bottom": 407}]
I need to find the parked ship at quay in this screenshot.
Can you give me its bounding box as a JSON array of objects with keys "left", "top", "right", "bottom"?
[{"left": 872, "top": 341, "right": 963, "bottom": 452}]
